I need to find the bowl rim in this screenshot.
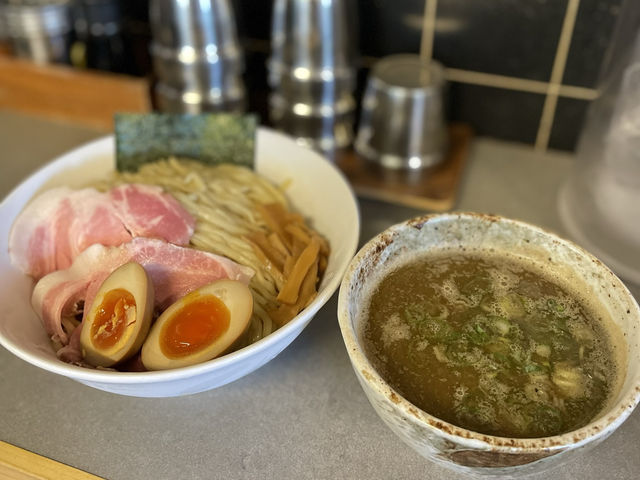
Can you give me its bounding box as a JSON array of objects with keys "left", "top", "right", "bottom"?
[
  {"left": 0, "top": 127, "right": 361, "bottom": 386},
  {"left": 337, "top": 211, "right": 640, "bottom": 453}
]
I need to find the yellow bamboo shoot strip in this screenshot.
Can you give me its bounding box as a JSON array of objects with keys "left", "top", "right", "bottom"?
[
  {"left": 283, "top": 255, "right": 296, "bottom": 277},
  {"left": 318, "top": 254, "right": 328, "bottom": 276},
  {"left": 290, "top": 222, "right": 329, "bottom": 254},
  {"left": 269, "top": 299, "right": 296, "bottom": 328},
  {"left": 312, "top": 233, "right": 330, "bottom": 257},
  {"left": 291, "top": 236, "right": 306, "bottom": 258},
  {"left": 285, "top": 223, "right": 311, "bottom": 244},
  {"left": 298, "top": 257, "right": 319, "bottom": 308},
  {"left": 286, "top": 213, "right": 305, "bottom": 225},
  {"left": 277, "top": 237, "right": 321, "bottom": 304},
  {"left": 252, "top": 201, "right": 330, "bottom": 326},
  {"left": 256, "top": 203, "right": 289, "bottom": 243},
  {"left": 270, "top": 257, "right": 319, "bottom": 327},
  {"left": 294, "top": 224, "right": 330, "bottom": 257},
  {"left": 247, "top": 232, "right": 285, "bottom": 270},
  {"left": 268, "top": 232, "right": 291, "bottom": 257}
]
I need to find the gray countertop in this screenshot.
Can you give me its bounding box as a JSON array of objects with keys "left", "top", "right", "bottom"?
[{"left": 0, "top": 111, "right": 638, "bottom": 480}]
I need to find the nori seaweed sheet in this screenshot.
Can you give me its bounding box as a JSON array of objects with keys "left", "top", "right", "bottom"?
[{"left": 115, "top": 113, "right": 257, "bottom": 172}]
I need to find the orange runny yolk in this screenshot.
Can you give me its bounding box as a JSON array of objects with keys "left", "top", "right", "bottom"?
[
  {"left": 91, "top": 288, "right": 137, "bottom": 350},
  {"left": 160, "top": 294, "right": 230, "bottom": 358}
]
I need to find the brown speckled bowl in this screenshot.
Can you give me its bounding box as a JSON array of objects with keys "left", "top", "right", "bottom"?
[{"left": 337, "top": 212, "right": 640, "bottom": 476}]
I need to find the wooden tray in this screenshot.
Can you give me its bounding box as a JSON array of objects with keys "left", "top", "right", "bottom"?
[
  {"left": 0, "top": 56, "right": 151, "bottom": 131},
  {"left": 334, "top": 124, "right": 473, "bottom": 211},
  {"left": 0, "top": 441, "right": 102, "bottom": 479}
]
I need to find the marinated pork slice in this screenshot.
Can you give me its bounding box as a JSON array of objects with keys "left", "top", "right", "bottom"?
[
  {"left": 109, "top": 184, "right": 194, "bottom": 245},
  {"left": 9, "top": 184, "right": 195, "bottom": 279},
  {"left": 31, "top": 237, "right": 254, "bottom": 358}
]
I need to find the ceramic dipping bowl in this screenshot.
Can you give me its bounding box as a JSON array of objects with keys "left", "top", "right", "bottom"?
[{"left": 337, "top": 212, "right": 640, "bottom": 476}]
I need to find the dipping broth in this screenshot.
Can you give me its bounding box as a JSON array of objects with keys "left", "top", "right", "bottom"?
[{"left": 362, "top": 252, "right": 625, "bottom": 438}]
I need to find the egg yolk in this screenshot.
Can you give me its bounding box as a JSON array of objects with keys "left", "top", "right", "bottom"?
[
  {"left": 160, "top": 294, "right": 231, "bottom": 358},
  {"left": 90, "top": 289, "right": 137, "bottom": 350}
]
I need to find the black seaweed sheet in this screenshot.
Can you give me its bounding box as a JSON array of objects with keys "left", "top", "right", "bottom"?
[{"left": 115, "top": 113, "right": 257, "bottom": 172}]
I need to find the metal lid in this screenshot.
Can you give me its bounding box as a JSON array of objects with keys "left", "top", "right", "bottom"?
[{"left": 372, "top": 54, "right": 446, "bottom": 91}]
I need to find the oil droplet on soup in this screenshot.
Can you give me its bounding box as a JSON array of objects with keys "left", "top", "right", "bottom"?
[{"left": 363, "top": 254, "right": 623, "bottom": 438}]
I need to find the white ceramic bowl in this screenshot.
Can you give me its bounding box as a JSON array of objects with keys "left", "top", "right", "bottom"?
[
  {"left": 338, "top": 212, "right": 640, "bottom": 476},
  {"left": 0, "top": 128, "right": 360, "bottom": 397}
]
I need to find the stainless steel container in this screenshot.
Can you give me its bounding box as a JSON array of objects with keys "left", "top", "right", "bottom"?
[
  {"left": 149, "top": 0, "right": 245, "bottom": 113},
  {"left": 267, "top": 0, "right": 354, "bottom": 85},
  {"left": 355, "top": 55, "right": 448, "bottom": 170},
  {"left": 268, "top": 62, "right": 355, "bottom": 112},
  {"left": 0, "top": 0, "right": 72, "bottom": 64},
  {"left": 154, "top": 81, "right": 245, "bottom": 114},
  {"left": 269, "top": 94, "right": 356, "bottom": 153},
  {"left": 267, "top": 0, "right": 356, "bottom": 155}
]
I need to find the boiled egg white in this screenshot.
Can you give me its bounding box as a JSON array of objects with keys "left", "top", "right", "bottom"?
[
  {"left": 141, "top": 279, "right": 253, "bottom": 370},
  {"left": 80, "top": 262, "right": 154, "bottom": 367}
]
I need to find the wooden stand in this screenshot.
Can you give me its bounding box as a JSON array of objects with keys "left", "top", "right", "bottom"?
[
  {"left": 0, "top": 56, "right": 151, "bottom": 131},
  {"left": 335, "top": 124, "right": 473, "bottom": 211}
]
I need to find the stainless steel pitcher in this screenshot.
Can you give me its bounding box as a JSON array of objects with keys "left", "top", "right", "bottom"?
[
  {"left": 267, "top": 0, "right": 356, "bottom": 155},
  {"left": 149, "top": 0, "right": 245, "bottom": 113}
]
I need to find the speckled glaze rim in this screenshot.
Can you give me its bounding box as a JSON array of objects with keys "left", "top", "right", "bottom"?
[{"left": 337, "top": 212, "right": 640, "bottom": 455}]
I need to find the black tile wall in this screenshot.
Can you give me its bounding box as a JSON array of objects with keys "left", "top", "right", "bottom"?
[
  {"left": 562, "top": 0, "right": 623, "bottom": 88},
  {"left": 548, "top": 97, "right": 591, "bottom": 151},
  {"left": 107, "top": 0, "right": 626, "bottom": 152},
  {"left": 433, "top": 0, "right": 567, "bottom": 82},
  {"left": 447, "top": 83, "right": 545, "bottom": 145},
  {"left": 231, "top": 0, "right": 273, "bottom": 41},
  {"left": 356, "top": 0, "right": 424, "bottom": 57},
  {"left": 120, "top": 1, "right": 152, "bottom": 77},
  {"left": 242, "top": 50, "right": 270, "bottom": 122}
]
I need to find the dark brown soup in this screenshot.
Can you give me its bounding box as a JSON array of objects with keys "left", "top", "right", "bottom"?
[{"left": 363, "top": 253, "right": 622, "bottom": 438}]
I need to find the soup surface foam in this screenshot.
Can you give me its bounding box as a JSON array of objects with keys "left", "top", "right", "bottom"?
[{"left": 362, "top": 251, "right": 624, "bottom": 438}]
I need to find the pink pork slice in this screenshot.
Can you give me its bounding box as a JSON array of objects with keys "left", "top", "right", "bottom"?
[
  {"left": 109, "top": 184, "right": 194, "bottom": 245},
  {"left": 31, "top": 237, "right": 255, "bottom": 352},
  {"left": 9, "top": 184, "right": 195, "bottom": 280}
]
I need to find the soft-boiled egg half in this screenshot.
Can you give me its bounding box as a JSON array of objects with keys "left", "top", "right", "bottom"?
[
  {"left": 141, "top": 279, "right": 253, "bottom": 371},
  {"left": 80, "top": 262, "right": 154, "bottom": 367}
]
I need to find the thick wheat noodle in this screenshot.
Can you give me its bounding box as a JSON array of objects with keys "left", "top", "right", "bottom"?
[
  {"left": 190, "top": 232, "right": 277, "bottom": 293},
  {"left": 190, "top": 229, "right": 279, "bottom": 292},
  {"left": 95, "top": 158, "right": 293, "bottom": 341}
]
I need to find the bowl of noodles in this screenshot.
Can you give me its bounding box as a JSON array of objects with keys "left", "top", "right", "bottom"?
[{"left": 0, "top": 127, "right": 360, "bottom": 397}]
